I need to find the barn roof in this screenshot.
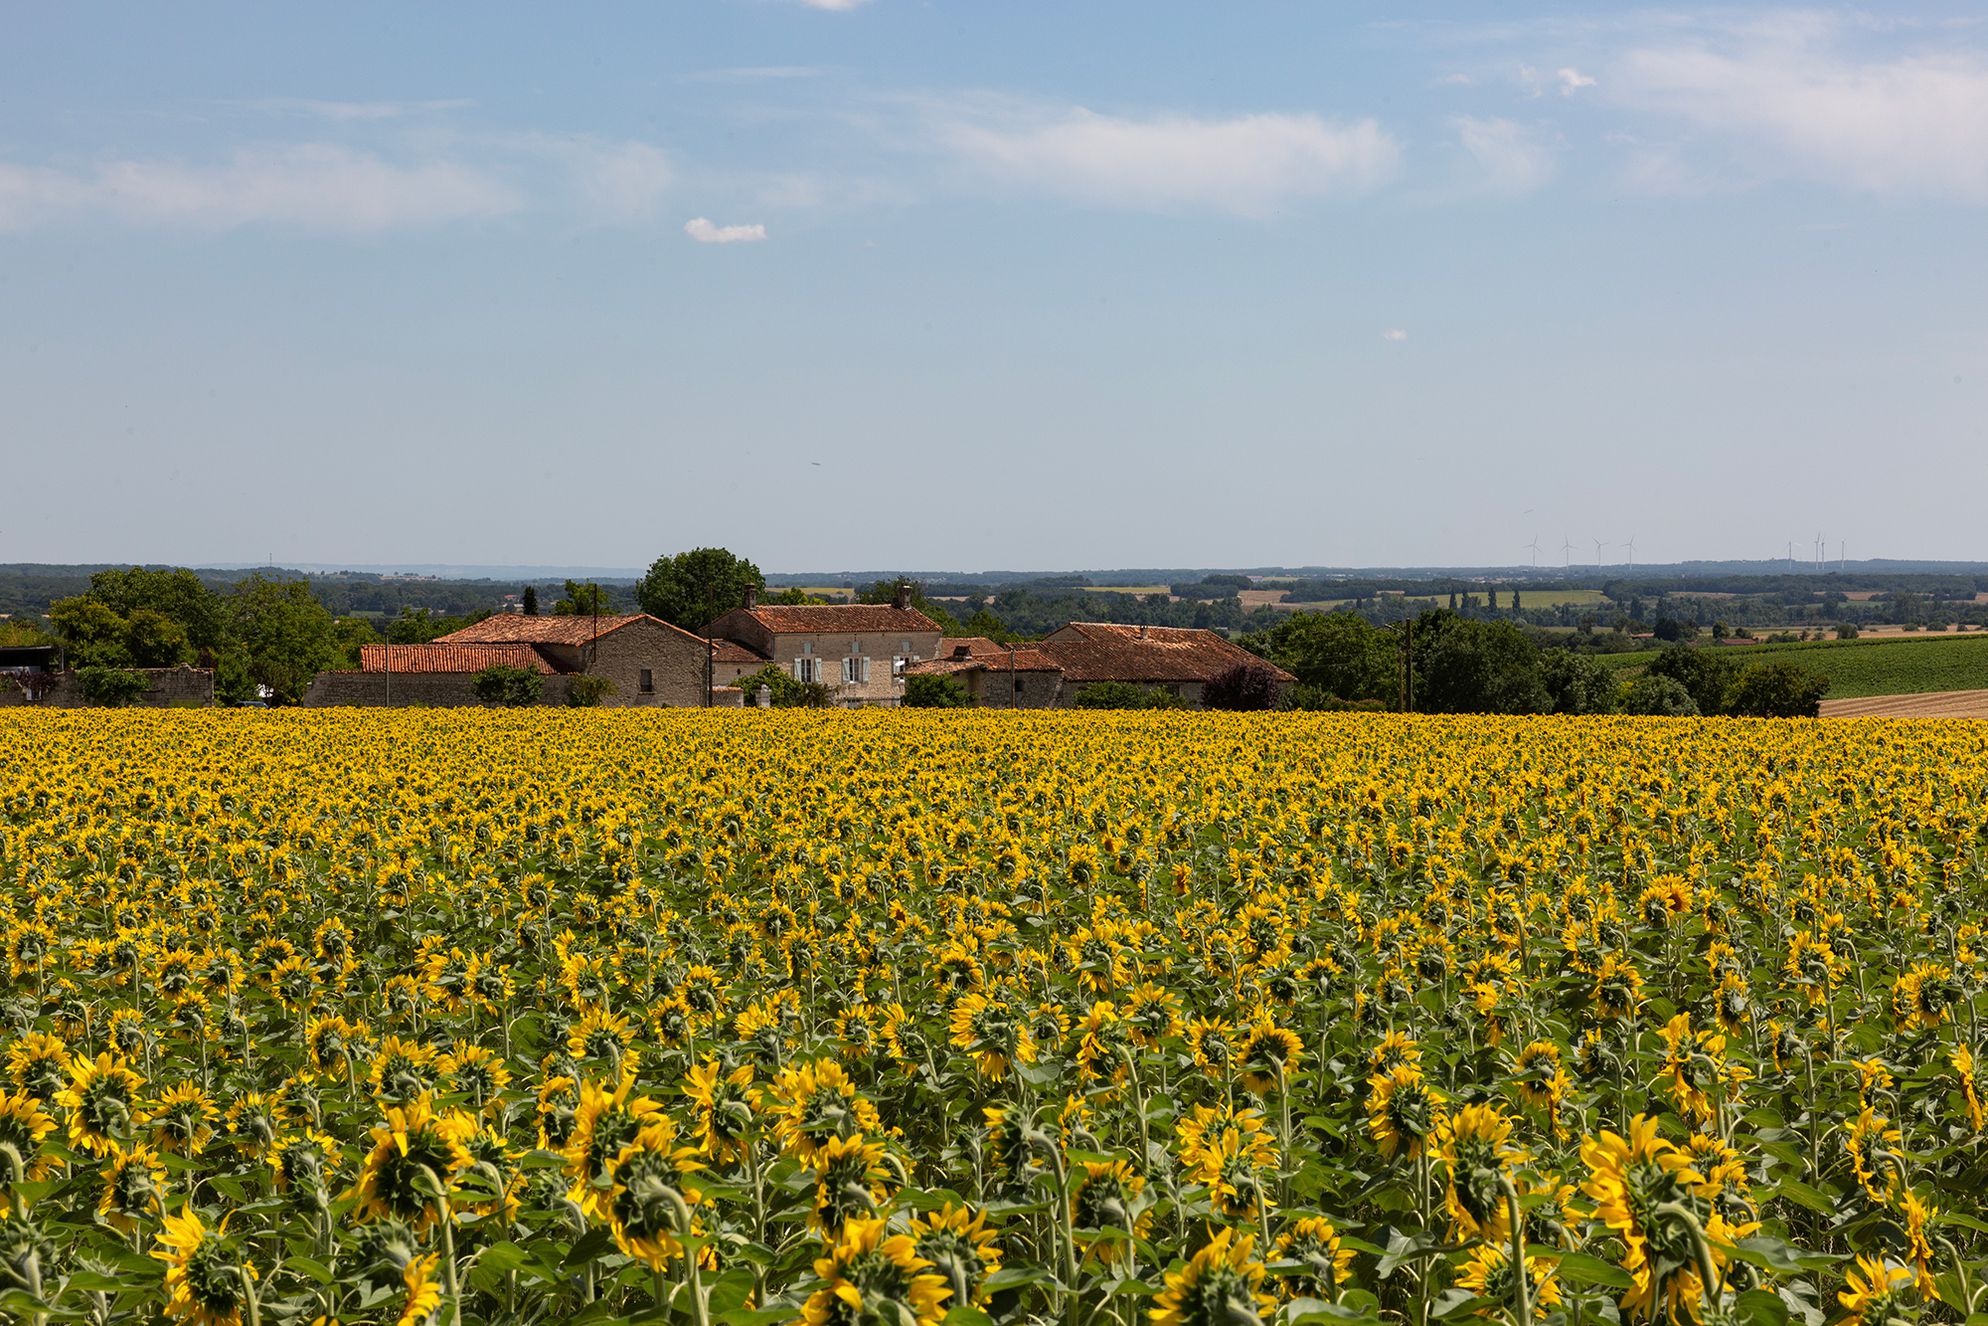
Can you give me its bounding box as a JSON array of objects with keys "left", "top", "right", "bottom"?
[{"left": 358, "top": 644, "right": 557, "bottom": 675}]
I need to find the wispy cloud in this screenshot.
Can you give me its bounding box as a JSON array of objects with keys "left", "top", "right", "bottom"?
[
  {"left": 1381, "top": 328, "right": 1410, "bottom": 342},
  {"left": 684, "top": 217, "right": 767, "bottom": 243},
  {"left": 1609, "top": 21, "right": 1988, "bottom": 201},
  {"left": 0, "top": 144, "right": 516, "bottom": 233},
  {"left": 792, "top": 0, "right": 870, "bottom": 10},
  {"left": 686, "top": 66, "right": 827, "bottom": 83},
  {"left": 243, "top": 97, "right": 475, "bottom": 122},
  {"left": 1556, "top": 66, "right": 1597, "bottom": 94},
  {"left": 932, "top": 101, "right": 1399, "bottom": 217},
  {"left": 1454, "top": 116, "right": 1557, "bottom": 195}
]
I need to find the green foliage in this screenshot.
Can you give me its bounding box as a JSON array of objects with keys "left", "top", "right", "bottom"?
[
  {"left": 1072, "top": 680, "right": 1186, "bottom": 709},
  {"left": 214, "top": 648, "right": 257, "bottom": 705},
  {"left": 902, "top": 672, "right": 973, "bottom": 708},
  {"left": 121, "top": 608, "right": 194, "bottom": 667},
  {"left": 1623, "top": 674, "right": 1700, "bottom": 716},
  {"left": 472, "top": 665, "right": 545, "bottom": 706},
  {"left": 1646, "top": 643, "right": 1742, "bottom": 716},
  {"left": 1282, "top": 686, "right": 1388, "bottom": 712},
  {"left": 229, "top": 574, "right": 341, "bottom": 706},
  {"left": 86, "top": 566, "right": 228, "bottom": 653},
  {"left": 329, "top": 616, "right": 381, "bottom": 669},
  {"left": 565, "top": 675, "right": 616, "bottom": 707},
  {"left": 637, "top": 548, "right": 764, "bottom": 631},
  {"left": 48, "top": 595, "right": 135, "bottom": 667},
  {"left": 1242, "top": 610, "right": 1396, "bottom": 706},
  {"left": 75, "top": 665, "right": 150, "bottom": 707},
  {"left": 552, "top": 580, "right": 612, "bottom": 617},
  {"left": 1201, "top": 662, "right": 1283, "bottom": 711},
  {"left": 954, "top": 607, "right": 1023, "bottom": 644},
  {"left": 735, "top": 663, "right": 833, "bottom": 708},
  {"left": 521, "top": 585, "right": 539, "bottom": 616},
  {"left": 1728, "top": 662, "right": 1830, "bottom": 718},
  {"left": 767, "top": 587, "right": 822, "bottom": 605},
  {"left": 1537, "top": 649, "right": 1620, "bottom": 715},
  {"left": 1413, "top": 612, "right": 1549, "bottom": 714}
]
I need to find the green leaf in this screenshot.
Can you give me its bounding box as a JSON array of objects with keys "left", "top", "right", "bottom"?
[
  {"left": 284, "top": 1256, "right": 336, "bottom": 1285},
  {"left": 1733, "top": 1289, "right": 1790, "bottom": 1326},
  {"left": 1772, "top": 1179, "right": 1839, "bottom": 1215},
  {"left": 1550, "top": 1251, "right": 1633, "bottom": 1290},
  {"left": 944, "top": 1307, "right": 996, "bottom": 1326}
]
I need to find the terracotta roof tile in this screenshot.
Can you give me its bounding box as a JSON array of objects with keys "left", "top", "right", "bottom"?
[
  {"left": 711, "top": 639, "right": 766, "bottom": 664},
  {"left": 1040, "top": 624, "right": 1295, "bottom": 684},
  {"left": 434, "top": 614, "right": 647, "bottom": 646},
  {"left": 359, "top": 644, "right": 556, "bottom": 675},
  {"left": 734, "top": 604, "right": 942, "bottom": 635}
]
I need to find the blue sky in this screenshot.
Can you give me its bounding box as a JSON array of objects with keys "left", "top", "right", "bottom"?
[{"left": 4, "top": 3, "right": 1985, "bottom": 572}]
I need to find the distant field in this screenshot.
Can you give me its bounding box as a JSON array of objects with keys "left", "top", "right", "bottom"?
[
  {"left": 1088, "top": 584, "right": 1172, "bottom": 595},
  {"left": 1275, "top": 587, "right": 1610, "bottom": 612},
  {"left": 1821, "top": 689, "right": 1988, "bottom": 718},
  {"left": 1603, "top": 632, "right": 1988, "bottom": 698}
]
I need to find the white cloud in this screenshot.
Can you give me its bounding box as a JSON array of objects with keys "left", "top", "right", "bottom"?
[
  {"left": 1556, "top": 66, "right": 1597, "bottom": 94},
  {"left": 1381, "top": 328, "right": 1410, "bottom": 342},
  {"left": 1454, "top": 116, "right": 1557, "bottom": 195},
  {"left": 519, "top": 136, "right": 672, "bottom": 222},
  {"left": 684, "top": 217, "right": 768, "bottom": 243},
  {"left": 1609, "top": 22, "right": 1988, "bottom": 200},
  {"left": 246, "top": 98, "right": 474, "bottom": 122},
  {"left": 793, "top": 0, "right": 869, "bottom": 9},
  {"left": 935, "top": 104, "right": 1399, "bottom": 216},
  {"left": 0, "top": 144, "right": 516, "bottom": 232},
  {"left": 1439, "top": 72, "right": 1476, "bottom": 87}
]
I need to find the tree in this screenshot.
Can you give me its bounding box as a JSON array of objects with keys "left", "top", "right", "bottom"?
[
  {"left": 1645, "top": 644, "right": 1741, "bottom": 717},
  {"left": 1413, "top": 612, "right": 1549, "bottom": 714},
  {"left": 903, "top": 674, "right": 973, "bottom": 708},
  {"left": 1537, "top": 649, "right": 1619, "bottom": 714},
  {"left": 122, "top": 608, "right": 193, "bottom": 668},
  {"left": 229, "top": 575, "right": 340, "bottom": 706},
  {"left": 1510, "top": 589, "right": 1522, "bottom": 613},
  {"left": 1728, "top": 662, "right": 1829, "bottom": 718},
  {"left": 76, "top": 666, "right": 151, "bottom": 707},
  {"left": 1653, "top": 617, "right": 1691, "bottom": 643},
  {"left": 637, "top": 548, "right": 764, "bottom": 631},
  {"left": 734, "top": 663, "right": 831, "bottom": 708},
  {"left": 330, "top": 616, "right": 381, "bottom": 668},
  {"left": 566, "top": 675, "right": 616, "bottom": 707},
  {"left": 1072, "top": 681, "right": 1185, "bottom": 710},
  {"left": 768, "top": 587, "right": 821, "bottom": 605},
  {"left": 48, "top": 596, "right": 134, "bottom": 668},
  {"left": 473, "top": 665, "right": 544, "bottom": 706},
  {"left": 1623, "top": 674, "right": 1699, "bottom": 716},
  {"left": 1202, "top": 662, "right": 1283, "bottom": 711},
  {"left": 554, "top": 581, "right": 612, "bottom": 617},
  {"left": 522, "top": 585, "right": 539, "bottom": 616},
  {"left": 1242, "top": 611, "right": 1394, "bottom": 705},
  {"left": 87, "top": 567, "right": 228, "bottom": 655}
]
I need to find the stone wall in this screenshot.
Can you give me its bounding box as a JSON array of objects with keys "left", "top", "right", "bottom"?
[
  {"left": 303, "top": 671, "right": 577, "bottom": 708},
  {"left": 0, "top": 667, "right": 214, "bottom": 708},
  {"left": 965, "top": 667, "right": 1065, "bottom": 709},
  {"left": 585, "top": 618, "right": 711, "bottom": 707}
]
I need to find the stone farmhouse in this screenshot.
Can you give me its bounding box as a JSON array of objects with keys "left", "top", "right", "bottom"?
[
  {"left": 903, "top": 622, "right": 1294, "bottom": 708},
  {"left": 303, "top": 613, "right": 738, "bottom": 707},
  {"left": 703, "top": 585, "right": 944, "bottom": 707}
]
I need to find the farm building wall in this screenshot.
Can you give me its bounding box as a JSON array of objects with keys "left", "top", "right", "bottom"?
[
  {"left": 0, "top": 666, "right": 214, "bottom": 709},
  {"left": 303, "top": 672, "right": 577, "bottom": 708},
  {"left": 585, "top": 618, "right": 712, "bottom": 707}
]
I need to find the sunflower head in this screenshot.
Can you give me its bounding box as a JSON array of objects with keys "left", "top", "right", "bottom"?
[
  {"left": 1151, "top": 1227, "right": 1272, "bottom": 1326},
  {"left": 800, "top": 1216, "right": 951, "bottom": 1326},
  {"left": 1437, "top": 1103, "right": 1523, "bottom": 1242},
  {"left": 1838, "top": 1255, "right": 1915, "bottom": 1325},
  {"left": 153, "top": 1207, "right": 256, "bottom": 1326},
  {"left": 909, "top": 1203, "right": 1002, "bottom": 1305}
]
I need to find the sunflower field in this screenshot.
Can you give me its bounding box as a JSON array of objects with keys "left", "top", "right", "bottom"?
[{"left": 2, "top": 710, "right": 1987, "bottom": 1326}]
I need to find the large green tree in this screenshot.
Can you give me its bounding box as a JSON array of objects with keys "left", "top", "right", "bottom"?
[
  {"left": 636, "top": 548, "right": 764, "bottom": 631},
  {"left": 1242, "top": 611, "right": 1395, "bottom": 705},
  {"left": 87, "top": 567, "right": 228, "bottom": 654},
  {"left": 229, "top": 574, "right": 339, "bottom": 705}
]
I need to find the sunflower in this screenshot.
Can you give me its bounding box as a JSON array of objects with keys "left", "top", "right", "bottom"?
[
  {"left": 351, "top": 1098, "right": 474, "bottom": 1233},
  {"left": 1891, "top": 961, "right": 1953, "bottom": 1032},
  {"left": 435, "top": 1042, "right": 511, "bottom": 1112},
  {"left": 909, "top": 1203, "right": 1002, "bottom": 1306},
  {"left": 766, "top": 1059, "right": 881, "bottom": 1163},
  {"left": 1436, "top": 1103, "right": 1524, "bottom": 1242},
  {"left": 6, "top": 1033, "right": 71, "bottom": 1103},
  {"left": 1844, "top": 1108, "right": 1903, "bottom": 1205},
  {"left": 0, "top": 1089, "right": 58, "bottom": 1192},
  {"left": 153, "top": 1207, "right": 256, "bottom": 1326},
  {"left": 948, "top": 992, "right": 1030, "bottom": 1081},
  {"left": 1070, "top": 1159, "right": 1151, "bottom": 1264},
  {"left": 268, "top": 1131, "right": 341, "bottom": 1210},
  {"left": 604, "top": 1120, "right": 706, "bottom": 1269},
  {"left": 1179, "top": 1105, "right": 1279, "bottom": 1222},
  {"left": 1186, "top": 1018, "right": 1237, "bottom": 1077},
  {"left": 1897, "top": 1189, "right": 1937, "bottom": 1294},
  {"left": 1658, "top": 1014, "right": 1724, "bottom": 1127},
  {"left": 684, "top": 1059, "right": 758, "bottom": 1163},
  {"left": 1581, "top": 1114, "right": 1725, "bottom": 1323},
  {"left": 148, "top": 1082, "right": 220, "bottom": 1158},
  {"left": 1270, "top": 1216, "right": 1354, "bottom": 1300},
  {"left": 1368, "top": 1032, "right": 1421, "bottom": 1076},
  {"left": 367, "top": 1037, "right": 437, "bottom": 1108},
  {"left": 567, "top": 1007, "right": 638, "bottom": 1074},
  {"left": 798, "top": 1216, "right": 951, "bottom": 1326},
  {"left": 808, "top": 1132, "right": 892, "bottom": 1236},
  {"left": 1150, "top": 1227, "right": 1273, "bottom": 1326},
  {"left": 56, "top": 1051, "right": 145, "bottom": 1157},
  {"left": 1235, "top": 1019, "right": 1303, "bottom": 1095},
  {"left": 1453, "top": 1242, "right": 1561, "bottom": 1319},
  {"left": 98, "top": 1141, "right": 168, "bottom": 1234},
  {"left": 1837, "top": 1255, "right": 1914, "bottom": 1325},
  {"left": 399, "top": 1252, "right": 444, "bottom": 1326},
  {"left": 1367, "top": 1064, "right": 1443, "bottom": 1161},
  {"left": 1953, "top": 1046, "right": 1984, "bottom": 1132},
  {"left": 564, "top": 1077, "right": 666, "bottom": 1218}
]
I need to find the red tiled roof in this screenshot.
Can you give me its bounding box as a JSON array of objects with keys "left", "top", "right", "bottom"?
[
  {"left": 1040, "top": 624, "right": 1295, "bottom": 684},
  {"left": 936, "top": 636, "right": 1004, "bottom": 660},
  {"left": 711, "top": 639, "right": 766, "bottom": 664},
  {"left": 434, "top": 614, "right": 647, "bottom": 646},
  {"left": 358, "top": 644, "right": 556, "bottom": 675},
  {"left": 904, "top": 645, "right": 1062, "bottom": 677},
  {"left": 732, "top": 604, "right": 941, "bottom": 635}
]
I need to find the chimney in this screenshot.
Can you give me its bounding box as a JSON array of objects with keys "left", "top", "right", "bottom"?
[
  {"left": 744, "top": 584, "right": 758, "bottom": 610},
  {"left": 892, "top": 580, "right": 912, "bottom": 611}
]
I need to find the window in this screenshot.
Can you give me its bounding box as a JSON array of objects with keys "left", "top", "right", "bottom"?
[
  {"left": 843, "top": 656, "right": 870, "bottom": 685},
  {"left": 639, "top": 668, "right": 654, "bottom": 694},
  {"left": 1014, "top": 677, "right": 1025, "bottom": 693},
  {"left": 851, "top": 640, "right": 863, "bottom": 654},
  {"left": 892, "top": 657, "right": 907, "bottom": 677},
  {"left": 802, "top": 641, "right": 814, "bottom": 655},
  {"left": 794, "top": 657, "right": 820, "bottom": 684},
  {"left": 899, "top": 640, "right": 911, "bottom": 652}
]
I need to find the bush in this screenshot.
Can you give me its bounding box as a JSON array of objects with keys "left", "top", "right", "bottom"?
[
  {"left": 1835, "top": 623, "right": 1860, "bottom": 640},
  {"left": 1537, "top": 650, "right": 1619, "bottom": 714},
  {"left": 566, "top": 675, "right": 616, "bottom": 708},
  {"left": 1282, "top": 686, "right": 1388, "bottom": 712},
  {"left": 903, "top": 673, "right": 972, "bottom": 708},
  {"left": 1072, "top": 681, "right": 1186, "bottom": 710},
  {"left": 1622, "top": 674, "right": 1699, "bottom": 716},
  {"left": 1727, "top": 662, "right": 1829, "bottom": 718},
  {"left": 735, "top": 665, "right": 834, "bottom": 709},
  {"left": 473, "top": 665, "right": 544, "bottom": 707},
  {"left": 76, "top": 666, "right": 151, "bottom": 707},
  {"left": 1201, "top": 662, "right": 1283, "bottom": 711},
  {"left": 1645, "top": 644, "right": 1740, "bottom": 716}
]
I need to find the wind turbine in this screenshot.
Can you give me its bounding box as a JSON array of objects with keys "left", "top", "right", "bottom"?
[
  {"left": 1561, "top": 535, "right": 1574, "bottom": 569},
  {"left": 1592, "top": 536, "right": 1608, "bottom": 567},
  {"left": 1526, "top": 535, "right": 1542, "bottom": 567},
  {"left": 1624, "top": 535, "right": 1636, "bottom": 568}
]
